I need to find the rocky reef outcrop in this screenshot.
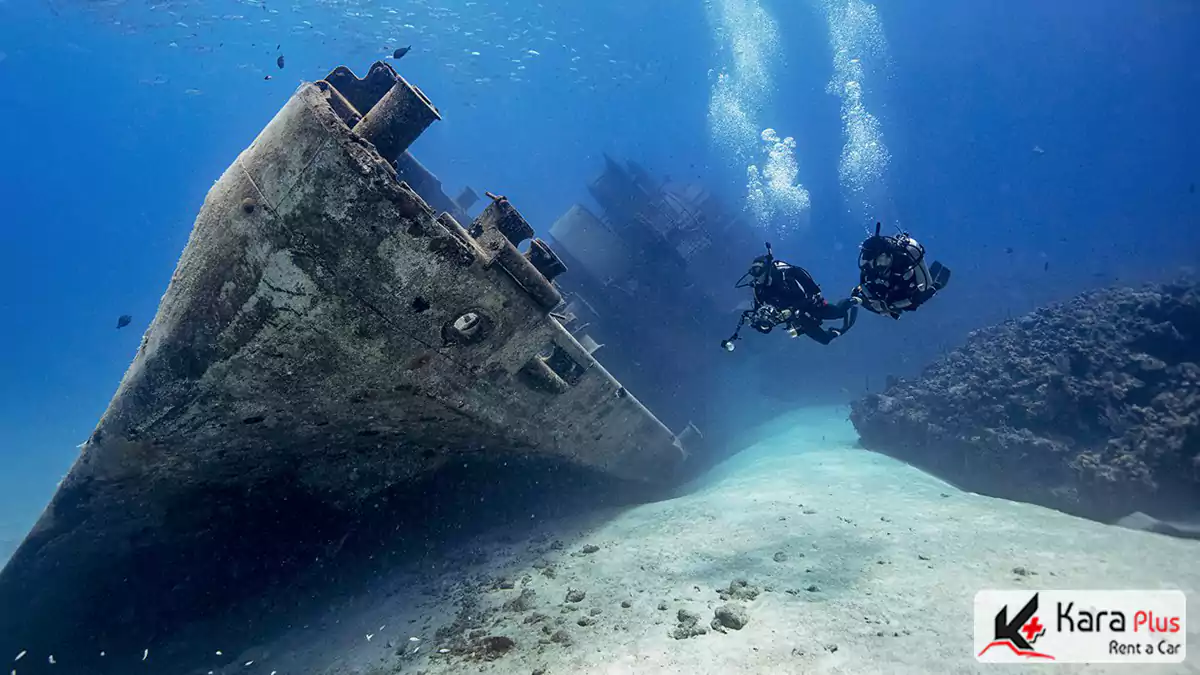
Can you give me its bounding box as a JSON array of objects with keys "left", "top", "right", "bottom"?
[{"left": 851, "top": 281, "right": 1200, "bottom": 523}]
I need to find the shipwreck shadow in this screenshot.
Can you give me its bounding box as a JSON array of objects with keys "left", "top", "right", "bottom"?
[{"left": 0, "top": 455, "right": 670, "bottom": 675}]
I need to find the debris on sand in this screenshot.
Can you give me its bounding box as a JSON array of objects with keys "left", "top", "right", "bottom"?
[
  {"left": 670, "top": 609, "right": 708, "bottom": 640},
  {"left": 773, "top": 551, "right": 789, "bottom": 563},
  {"left": 564, "top": 588, "right": 586, "bottom": 603},
  {"left": 550, "top": 629, "right": 573, "bottom": 646},
  {"left": 711, "top": 603, "right": 749, "bottom": 632},
  {"left": 503, "top": 589, "right": 537, "bottom": 613},
  {"left": 470, "top": 636, "right": 515, "bottom": 661},
  {"left": 532, "top": 560, "right": 558, "bottom": 578},
  {"left": 717, "top": 579, "right": 760, "bottom": 602},
  {"left": 575, "top": 543, "right": 600, "bottom": 556},
  {"left": 434, "top": 595, "right": 496, "bottom": 653},
  {"left": 522, "top": 612, "right": 548, "bottom": 626}
]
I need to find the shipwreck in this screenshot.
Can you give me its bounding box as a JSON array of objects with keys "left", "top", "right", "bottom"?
[
  {"left": 0, "top": 61, "right": 690, "bottom": 668},
  {"left": 543, "top": 156, "right": 760, "bottom": 438}
]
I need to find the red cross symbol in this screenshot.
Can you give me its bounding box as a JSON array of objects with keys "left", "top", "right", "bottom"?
[{"left": 1021, "top": 616, "right": 1045, "bottom": 642}]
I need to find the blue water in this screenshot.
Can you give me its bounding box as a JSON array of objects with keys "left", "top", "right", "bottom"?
[{"left": 0, "top": 0, "right": 1197, "bottom": 569}]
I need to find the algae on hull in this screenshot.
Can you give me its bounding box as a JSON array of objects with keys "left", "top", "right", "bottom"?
[{"left": 0, "top": 61, "right": 687, "bottom": 668}]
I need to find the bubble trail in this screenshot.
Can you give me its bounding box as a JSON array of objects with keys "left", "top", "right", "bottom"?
[
  {"left": 821, "top": 0, "right": 892, "bottom": 225},
  {"left": 706, "top": 0, "right": 811, "bottom": 236}
]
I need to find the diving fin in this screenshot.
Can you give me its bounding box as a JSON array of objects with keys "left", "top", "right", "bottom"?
[{"left": 930, "top": 261, "right": 951, "bottom": 290}]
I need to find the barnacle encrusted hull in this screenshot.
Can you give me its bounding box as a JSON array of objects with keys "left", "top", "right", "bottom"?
[{"left": 0, "top": 62, "right": 686, "bottom": 666}]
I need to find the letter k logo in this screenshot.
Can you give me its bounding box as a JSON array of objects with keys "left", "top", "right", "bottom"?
[{"left": 995, "top": 593, "right": 1040, "bottom": 651}]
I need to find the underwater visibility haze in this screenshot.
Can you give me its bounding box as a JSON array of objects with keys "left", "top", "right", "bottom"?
[{"left": 0, "top": 0, "right": 1199, "bottom": 673}]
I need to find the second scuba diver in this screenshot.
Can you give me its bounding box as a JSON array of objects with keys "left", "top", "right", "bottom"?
[
  {"left": 721, "top": 244, "right": 860, "bottom": 351},
  {"left": 852, "top": 222, "right": 950, "bottom": 319}
]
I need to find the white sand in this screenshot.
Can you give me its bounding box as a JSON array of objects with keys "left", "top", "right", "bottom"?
[{"left": 215, "top": 406, "right": 1200, "bottom": 675}]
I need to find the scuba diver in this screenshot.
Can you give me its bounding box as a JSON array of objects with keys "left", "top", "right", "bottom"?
[
  {"left": 851, "top": 222, "right": 951, "bottom": 319},
  {"left": 721, "top": 243, "right": 860, "bottom": 351}
]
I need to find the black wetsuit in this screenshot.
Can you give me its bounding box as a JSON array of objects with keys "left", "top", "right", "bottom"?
[
  {"left": 753, "top": 261, "right": 857, "bottom": 345},
  {"left": 855, "top": 235, "right": 938, "bottom": 319}
]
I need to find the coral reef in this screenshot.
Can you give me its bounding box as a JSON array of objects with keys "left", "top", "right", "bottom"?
[{"left": 851, "top": 281, "right": 1200, "bottom": 522}]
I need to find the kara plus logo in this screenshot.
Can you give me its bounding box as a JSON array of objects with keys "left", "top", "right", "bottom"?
[
  {"left": 978, "top": 593, "right": 1054, "bottom": 660},
  {"left": 974, "top": 590, "right": 1186, "bottom": 664}
]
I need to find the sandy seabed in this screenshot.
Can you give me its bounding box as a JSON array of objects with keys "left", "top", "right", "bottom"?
[{"left": 196, "top": 406, "right": 1200, "bottom": 675}]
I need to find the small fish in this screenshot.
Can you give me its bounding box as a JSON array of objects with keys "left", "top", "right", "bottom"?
[
  {"left": 1032, "top": 145, "right": 1045, "bottom": 155},
  {"left": 116, "top": 314, "right": 132, "bottom": 329},
  {"left": 1191, "top": 183, "right": 1196, "bottom": 194},
  {"left": 1004, "top": 247, "right": 1014, "bottom": 254},
  {"left": 392, "top": 46, "right": 411, "bottom": 60},
  {"left": 264, "top": 75, "right": 272, "bottom": 80},
  {"left": 1043, "top": 261, "right": 1049, "bottom": 272},
  {"left": 276, "top": 54, "right": 285, "bottom": 69}
]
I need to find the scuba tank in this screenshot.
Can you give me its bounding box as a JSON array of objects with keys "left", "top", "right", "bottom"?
[{"left": 858, "top": 223, "right": 926, "bottom": 275}]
